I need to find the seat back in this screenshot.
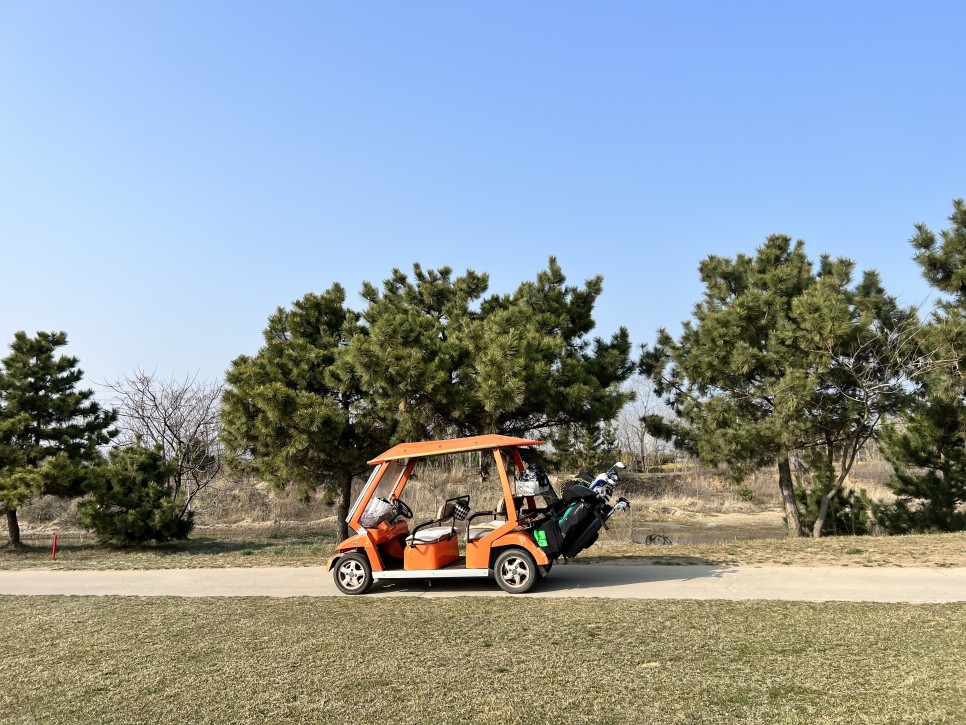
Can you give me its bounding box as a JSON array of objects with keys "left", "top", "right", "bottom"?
[
  {"left": 408, "top": 495, "right": 470, "bottom": 546},
  {"left": 466, "top": 497, "right": 511, "bottom": 541},
  {"left": 436, "top": 500, "right": 457, "bottom": 521}
]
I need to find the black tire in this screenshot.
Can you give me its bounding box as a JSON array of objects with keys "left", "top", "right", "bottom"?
[
  {"left": 333, "top": 552, "right": 373, "bottom": 595},
  {"left": 493, "top": 547, "right": 539, "bottom": 594}
]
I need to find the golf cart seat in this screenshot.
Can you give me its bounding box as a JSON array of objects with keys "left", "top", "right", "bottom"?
[
  {"left": 406, "top": 496, "right": 470, "bottom": 546},
  {"left": 407, "top": 526, "right": 457, "bottom": 544},
  {"left": 467, "top": 499, "right": 510, "bottom": 541},
  {"left": 404, "top": 496, "right": 469, "bottom": 571}
]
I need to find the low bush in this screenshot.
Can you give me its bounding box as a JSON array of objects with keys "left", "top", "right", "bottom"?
[
  {"left": 79, "top": 446, "right": 193, "bottom": 546},
  {"left": 794, "top": 484, "right": 875, "bottom": 536}
]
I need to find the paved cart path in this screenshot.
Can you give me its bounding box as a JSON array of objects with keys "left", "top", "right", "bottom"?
[{"left": 3, "top": 564, "right": 966, "bottom": 602}]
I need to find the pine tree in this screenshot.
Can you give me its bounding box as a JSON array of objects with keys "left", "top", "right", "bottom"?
[
  {"left": 791, "top": 258, "right": 918, "bottom": 536},
  {"left": 641, "top": 237, "right": 815, "bottom": 536},
  {"left": 351, "top": 257, "right": 634, "bottom": 439},
  {"left": 880, "top": 199, "right": 966, "bottom": 532},
  {"left": 880, "top": 390, "right": 966, "bottom": 532},
  {"left": 349, "top": 264, "right": 490, "bottom": 440},
  {"left": 0, "top": 331, "right": 116, "bottom": 546},
  {"left": 641, "top": 236, "right": 915, "bottom": 537},
  {"left": 221, "top": 285, "right": 389, "bottom": 541},
  {"left": 222, "top": 260, "right": 634, "bottom": 541},
  {"left": 477, "top": 258, "right": 635, "bottom": 436},
  {"left": 550, "top": 421, "right": 621, "bottom": 473},
  {"left": 79, "top": 445, "right": 193, "bottom": 545}
]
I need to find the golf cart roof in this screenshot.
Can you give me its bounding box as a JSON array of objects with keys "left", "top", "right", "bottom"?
[{"left": 368, "top": 434, "right": 544, "bottom": 464}]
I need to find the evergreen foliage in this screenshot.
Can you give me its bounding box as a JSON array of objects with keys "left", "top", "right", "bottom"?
[
  {"left": 351, "top": 257, "right": 634, "bottom": 439},
  {"left": 879, "top": 199, "right": 966, "bottom": 532},
  {"left": 221, "top": 284, "right": 390, "bottom": 541},
  {"left": 880, "top": 397, "right": 966, "bottom": 532},
  {"left": 79, "top": 445, "right": 193, "bottom": 545},
  {"left": 641, "top": 236, "right": 916, "bottom": 537},
  {"left": 349, "top": 264, "right": 490, "bottom": 440},
  {"left": 550, "top": 421, "right": 621, "bottom": 473},
  {"left": 794, "top": 482, "right": 874, "bottom": 537},
  {"left": 0, "top": 331, "right": 116, "bottom": 545},
  {"left": 221, "top": 260, "right": 633, "bottom": 540}
]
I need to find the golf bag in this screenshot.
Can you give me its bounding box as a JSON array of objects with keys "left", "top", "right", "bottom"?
[
  {"left": 555, "top": 481, "right": 610, "bottom": 558},
  {"left": 525, "top": 463, "right": 630, "bottom": 560}
]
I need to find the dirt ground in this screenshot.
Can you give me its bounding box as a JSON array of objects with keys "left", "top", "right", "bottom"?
[{"left": 630, "top": 511, "right": 788, "bottom": 543}]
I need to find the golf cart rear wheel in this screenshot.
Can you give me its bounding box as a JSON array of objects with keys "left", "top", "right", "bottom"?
[
  {"left": 494, "top": 548, "right": 539, "bottom": 594},
  {"left": 334, "top": 552, "right": 373, "bottom": 595}
]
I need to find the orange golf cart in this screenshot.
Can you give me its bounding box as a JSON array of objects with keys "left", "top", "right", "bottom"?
[{"left": 326, "top": 434, "right": 628, "bottom": 595}]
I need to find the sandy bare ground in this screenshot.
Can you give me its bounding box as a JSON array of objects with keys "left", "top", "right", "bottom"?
[{"left": 3, "top": 564, "right": 966, "bottom": 602}]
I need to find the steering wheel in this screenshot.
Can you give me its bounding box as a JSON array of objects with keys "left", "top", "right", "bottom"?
[
  {"left": 394, "top": 498, "right": 413, "bottom": 519},
  {"left": 379, "top": 497, "right": 413, "bottom": 520}
]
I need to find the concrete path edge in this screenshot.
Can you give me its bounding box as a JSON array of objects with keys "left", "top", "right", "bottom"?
[{"left": 2, "top": 565, "right": 966, "bottom": 602}]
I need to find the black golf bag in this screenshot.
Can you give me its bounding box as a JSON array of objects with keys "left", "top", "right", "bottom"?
[
  {"left": 556, "top": 482, "right": 612, "bottom": 558},
  {"left": 525, "top": 466, "right": 628, "bottom": 561}
]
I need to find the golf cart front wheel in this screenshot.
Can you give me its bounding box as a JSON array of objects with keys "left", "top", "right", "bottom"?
[
  {"left": 334, "top": 552, "right": 373, "bottom": 595},
  {"left": 494, "top": 548, "right": 539, "bottom": 594}
]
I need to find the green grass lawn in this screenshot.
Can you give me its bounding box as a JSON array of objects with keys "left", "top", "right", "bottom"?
[
  {"left": 3, "top": 529, "right": 966, "bottom": 570},
  {"left": 1, "top": 596, "right": 963, "bottom": 724}
]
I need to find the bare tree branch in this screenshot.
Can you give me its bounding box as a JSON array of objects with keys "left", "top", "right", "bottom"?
[{"left": 101, "top": 369, "right": 225, "bottom": 517}]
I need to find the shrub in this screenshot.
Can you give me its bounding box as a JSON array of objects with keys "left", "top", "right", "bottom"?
[
  {"left": 874, "top": 483, "right": 966, "bottom": 535},
  {"left": 79, "top": 446, "right": 193, "bottom": 546},
  {"left": 794, "top": 484, "right": 874, "bottom": 536}
]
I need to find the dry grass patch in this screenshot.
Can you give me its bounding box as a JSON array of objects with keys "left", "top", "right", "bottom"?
[
  {"left": 586, "top": 531, "right": 966, "bottom": 568},
  {"left": 0, "top": 596, "right": 963, "bottom": 724},
  {"left": 2, "top": 462, "right": 962, "bottom": 571},
  {"left": 3, "top": 529, "right": 966, "bottom": 571},
  {"left": 0, "top": 533, "right": 335, "bottom": 571}
]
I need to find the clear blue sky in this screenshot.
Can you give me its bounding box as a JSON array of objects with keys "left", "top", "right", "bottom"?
[{"left": 1, "top": 2, "right": 963, "bottom": 386}]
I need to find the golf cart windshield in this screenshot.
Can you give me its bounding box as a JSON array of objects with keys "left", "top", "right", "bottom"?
[{"left": 350, "top": 459, "right": 409, "bottom": 526}]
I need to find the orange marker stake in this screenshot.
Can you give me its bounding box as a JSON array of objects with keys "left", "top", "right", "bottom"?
[{"left": 51, "top": 534, "right": 58, "bottom": 561}]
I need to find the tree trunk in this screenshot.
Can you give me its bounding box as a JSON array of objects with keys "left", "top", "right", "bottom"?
[
  {"left": 6, "top": 508, "right": 21, "bottom": 547},
  {"left": 812, "top": 487, "right": 836, "bottom": 538},
  {"left": 337, "top": 472, "right": 353, "bottom": 542},
  {"left": 777, "top": 458, "right": 803, "bottom": 537}
]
